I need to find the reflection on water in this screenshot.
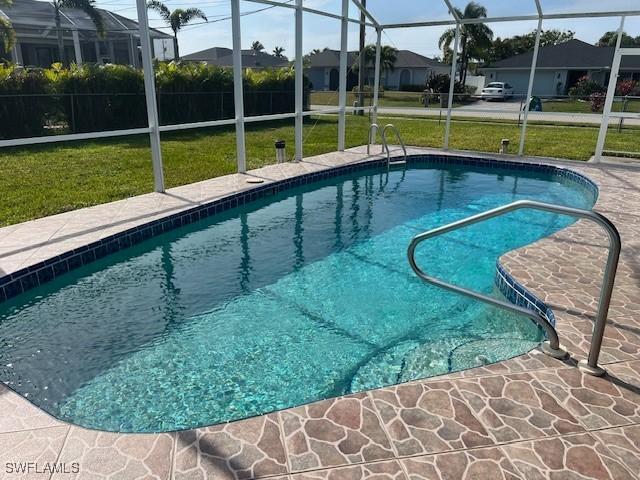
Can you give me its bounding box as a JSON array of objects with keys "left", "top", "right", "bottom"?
[{"left": 0, "top": 163, "right": 594, "bottom": 432}]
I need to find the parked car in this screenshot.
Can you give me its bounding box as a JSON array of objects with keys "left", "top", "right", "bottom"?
[{"left": 481, "top": 82, "right": 514, "bottom": 101}]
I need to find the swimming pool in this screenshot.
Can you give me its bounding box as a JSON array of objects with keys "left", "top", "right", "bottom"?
[{"left": 0, "top": 157, "right": 596, "bottom": 432}]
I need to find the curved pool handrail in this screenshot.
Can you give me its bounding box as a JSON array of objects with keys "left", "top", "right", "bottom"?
[
  {"left": 366, "top": 123, "right": 385, "bottom": 156},
  {"left": 367, "top": 123, "right": 407, "bottom": 169},
  {"left": 381, "top": 124, "right": 407, "bottom": 165},
  {"left": 407, "top": 199, "right": 621, "bottom": 376}
]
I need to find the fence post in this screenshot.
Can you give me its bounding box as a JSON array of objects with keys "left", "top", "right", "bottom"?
[
  {"left": 70, "top": 93, "right": 76, "bottom": 133},
  {"left": 443, "top": 22, "right": 460, "bottom": 150},
  {"left": 518, "top": 15, "right": 543, "bottom": 156},
  {"left": 371, "top": 27, "right": 382, "bottom": 136},
  {"left": 337, "top": 0, "right": 349, "bottom": 151},
  {"left": 135, "top": 0, "right": 164, "bottom": 192},
  {"left": 295, "top": 0, "right": 303, "bottom": 161},
  {"left": 231, "top": 0, "right": 247, "bottom": 173}
]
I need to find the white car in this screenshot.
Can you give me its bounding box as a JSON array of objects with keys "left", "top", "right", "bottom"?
[{"left": 481, "top": 82, "right": 514, "bottom": 101}]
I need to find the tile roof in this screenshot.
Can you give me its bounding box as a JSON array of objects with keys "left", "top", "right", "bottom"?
[
  {"left": 484, "top": 39, "right": 640, "bottom": 70},
  {"left": 182, "top": 47, "right": 290, "bottom": 68},
  {"left": 305, "top": 49, "right": 447, "bottom": 69},
  {"left": 1, "top": 0, "right": 171, "bottom": 38}
]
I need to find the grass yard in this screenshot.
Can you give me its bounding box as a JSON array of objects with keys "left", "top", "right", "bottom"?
[
  {"left": 542, "top": 98, "right": 640, "bottom": 114},
  {"left": 310, "top": 91, "right": 468, "bottom": 109},
  {"left": 0, "top": 115, "right": 638, "bottom": 226}
]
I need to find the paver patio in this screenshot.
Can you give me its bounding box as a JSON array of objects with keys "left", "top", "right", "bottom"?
[{"left": 0, "top": 147, "right": 639, "bottom": 479}]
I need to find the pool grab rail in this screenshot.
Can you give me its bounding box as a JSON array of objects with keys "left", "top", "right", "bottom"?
[
  {"left": 407, "top": 199, "right": 621, "bottom": 376},
  {"left": 367, "top": 123, "right": 407, "bottom": 167}
]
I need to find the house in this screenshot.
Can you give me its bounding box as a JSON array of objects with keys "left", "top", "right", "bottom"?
[
  {"left": 305, "top": 49, "right": 449, "bottom": 91},
  {"left": 0, "top": 0, "right": 173, "bottom": 67},
  {"left": 182, "top": 47, "right": 290, "bottom": 69},
  {"left": 481, "top": 39, "right": 640, "bottom": 96}
]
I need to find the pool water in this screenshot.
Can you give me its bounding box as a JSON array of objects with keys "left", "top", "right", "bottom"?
[{"left": 0, "top": 162, "right": 594, "bottom": 432}]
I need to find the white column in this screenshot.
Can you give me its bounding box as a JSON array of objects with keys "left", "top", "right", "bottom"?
[
  {"left": 231, "top": 0, "right": 247, "bottom": 173},
  {"left": 518, "top": 17, "right": 542, "bottom": 156},
  {"left": 443, "top": 22, "right": 460, "bottom": 150},
  {"left": 11, "top": 42, "right": 22, "bottom": 64},
  {"left": 72, "top": 30, "right": 82, "bottom": 65},
  {"left": 108, "top": 41, "right": 116, "bottom": 63},
  {"left": 371, "top": 27, "right": 382, "bottom": 133},
  {"left": 136, "top": 0, "right": 164, "bottom": 192},
  {"left": 337, "top": 0, "right": 349, "bottom": 151},
  {"left": 129, "top": 35, "right": 139, "bottom": 68},
  {"left": 595, "top": 16, "right": 625, "bottom": 162},
  {"left": 294, "top": 0, "right": 303, "bottom": 161}
]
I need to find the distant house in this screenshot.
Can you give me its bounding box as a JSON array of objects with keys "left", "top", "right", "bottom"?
[
  {"left": 0, "top": 0, "right": 172, "bottom": 67},
  {"left": 305, "top": 49, "right": 449, "bottom": 91},
  {"left": 481, "top": 39, "right": 640, "bottom": 96},
  {"left": 182, "top": 47, "right": 290, "bottom": 69}
]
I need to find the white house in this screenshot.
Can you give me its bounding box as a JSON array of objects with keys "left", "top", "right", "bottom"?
[
  {"left": 0, "top": 0, "right": 172, "bottom": 67},
  {"left": 305, "top": 49, "right": 449, "bottom": 91},
  {"left": 480, "top": 39, "right": 640, "bottom": 97}
]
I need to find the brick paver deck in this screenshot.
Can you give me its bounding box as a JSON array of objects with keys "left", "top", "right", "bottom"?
[{"left": 1, "top": 147, "right": 639, "bottom": 480}]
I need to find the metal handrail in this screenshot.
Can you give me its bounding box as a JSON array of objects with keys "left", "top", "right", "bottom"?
[
  {"left": 407, "top": 199, "right": 621, "bottom": 376},
  {"left": 367, "top": 123, "right": 385, "bottom": 156},
  {"left": 381, "top": 124, "right": 407, "bottom": 164},
  {"left": 366, "top": 123, "right": 407, "bottom": 168}
]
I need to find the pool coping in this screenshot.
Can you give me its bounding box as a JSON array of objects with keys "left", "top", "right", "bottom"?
[{"left": 1, "top": 147, "right": 640, "bottom": 479}]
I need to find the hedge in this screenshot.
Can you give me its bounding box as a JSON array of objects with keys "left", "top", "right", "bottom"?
[
  {"left": 0, "top": 62, "right": 310, "bottom": 139},
  {"left": 0, "top": 65, "right": 54, "bottom": 138}
]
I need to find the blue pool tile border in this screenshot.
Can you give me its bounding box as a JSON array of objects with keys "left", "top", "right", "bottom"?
[
  {"left": 494, "top": 261, "right": 556, "bottom": 327},
  {"left": 0, "top": 153, "right": 598, "bottom": 304}
]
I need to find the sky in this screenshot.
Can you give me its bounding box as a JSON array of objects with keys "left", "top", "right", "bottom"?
[{"left": 94, "top": 0, "right": 640, "bottom": 58}]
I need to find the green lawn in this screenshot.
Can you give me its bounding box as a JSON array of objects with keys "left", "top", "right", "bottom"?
[
  {"left": 310, "top": 91, "right": 468, "bottom": 109},
  {"left": 542, "top": 98, "right": 640, "bottom": 114},
  {"left": 0, "top": 115, "right": 638, "bottom": 226},
  {"left": 311, "top": 91, "right": 640, "bottom": 115}
]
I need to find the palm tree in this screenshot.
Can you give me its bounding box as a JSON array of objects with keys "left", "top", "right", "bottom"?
[
  {"left": 251, "top": 41, "right": 264, "bottom": 52},
  {"left": 0, "top": 0, "right": 15, "bottom": 55},
  {"left": 439, "top": 1, "right": 493, "bottom": 84},
  {"left": 147, "top": 0, "right": 207, "bottom": 61},
  {"left": 52, "top": 0, "right": 104, "bottom": 65},
  {"left": 352, "top": 44, "right": 398, "bottom": 85},
  {"left": 273, "top": 46, "right": 285, "bottom": 58}
]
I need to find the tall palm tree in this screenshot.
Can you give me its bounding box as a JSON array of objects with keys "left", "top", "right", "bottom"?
[
  {"left": 353, "top": 44, "right": 398, "bottom": 85},
  {"left": 273, "top": 46, "right": 285, "bottom": 58},
  {"left": 0, "top": 0, "right": 15, "bottom": 57},
  {"left": 439, "top": 1, "right": 493, "bottom": 84},
  {"left": 53, "top": 0, "right": 104, "bottom": 65},
  {"left": 147, "top": 0, "right": 207, "bottom": 61}
]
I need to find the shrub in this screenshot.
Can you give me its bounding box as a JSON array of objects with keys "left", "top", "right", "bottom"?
[
  {"left": 47, "top": 63, "right": 147, "bottom": 132},
  {"left": 423, "top": 74, "right": 468, "bottom": 105},
  {"left": 399, "top": 84, "right": 425, "bottom": 92},
  {"left": 0, "top": 64, "right": 53, "bottom": 139},
  {"left": 568, "top": 76, "right": 605, "bottom": 100},
  {"left": 589, "top": 92, "right": 606, "bottom": 112},
  {"left": 425, "top": 73, "right": 465, "bottom": 94},
  {"left": 0, "top": 62, "right": 309, "bottom": 139},
  {"left": 243, "top": 66, "right": 310, "bottom": 116},
  {"left": 155, "top": 61, "right": 233, "bottom": 124},
  {"left": 616, "top": 79, "right": 638, "bottom": 97}
]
